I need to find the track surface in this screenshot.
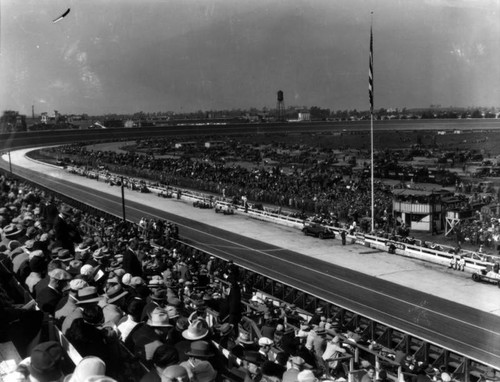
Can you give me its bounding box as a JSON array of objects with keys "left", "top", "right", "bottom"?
[{"left": 2, "top": 150, "right": 500, "bottom": 370}]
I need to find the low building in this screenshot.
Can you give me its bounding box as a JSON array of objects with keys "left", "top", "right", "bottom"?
[
  {"left": 392, "top": 188, "right": 452, "bottom": 232},
  {"left": 204, "top": 141, "right": 225, "bottom": 149},
  {"left": 174, "top": 141, "right": 197, "bottom": 149}
]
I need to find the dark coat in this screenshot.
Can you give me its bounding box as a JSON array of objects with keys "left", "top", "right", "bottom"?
[
  {"left": 53, "top": 215, "right": 82, "bottom": 254},
  {"left": 123, "top": 248, "right": 143, "bottom": 277},
  {"left": 125, "top": 323, "right": 163, "bottom": 366},
  {"left": 35, "top": 286, "right": 62, "bottom": 316}
]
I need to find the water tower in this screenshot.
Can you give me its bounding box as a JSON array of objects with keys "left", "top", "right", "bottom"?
[{"left": 276, "top": 90, "right": 285, "bottom": 122}]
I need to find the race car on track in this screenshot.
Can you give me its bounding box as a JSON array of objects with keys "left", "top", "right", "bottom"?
[
  {"left": 472, "top": 267, "right": 500, "bottom": 287},
  {"left": 214, "top": 202, "right": 235, "bottom": 215},
  {"left": 193, "top": 200, "right": 213, "bottom": 209}
]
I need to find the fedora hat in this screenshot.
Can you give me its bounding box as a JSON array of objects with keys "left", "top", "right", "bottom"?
[
  {"left": 77, "top": 286, "right": 102, "bottom": 304},
  {"left": 149, "top": 276, "right": 165, "bottom": 289},
  {"left": 67, "top": 260, "right": 83, "bottom": 276},
  {"left": 106, "top": 284, "right": 128, "bottom": 304},
  {"left": 182, "top": 318, "right": 209, "bottom": 340},
  {"left": 60, "top": 205, "right": 74, "bottom": 217},
  {"left": 165, "top": 305, "right": 179, "bottom": 319},
  {"left": 147, "top": 308, "right": 172, "bottom": 327},
  {"left": 93, "top": 248, "right": 105, "bottom": 260},
  {"left": 66, "top": 356, "right": 106, "bottom": 382},
  {"left": 242, "top": 351, "right": 261, "bottom": 365},
  {"left": 185, "top": 341, "right": 214, "bottom": 358},
  {"left": 69, "top": 279, "right": 89, "bottom": 292},
  {"left": 217, "top": 323, "right": 234, "bottom": 337},
  {"left": 3, "top": 223, "right": 24, "bottom": 239},
  {"left": 48, "top": 268, "right": 72, "bottom": 281},
  {"left": 237, "top": 331, "right": 254, "bottom": 345},
  {"left": 29, "top": 341, "right": 64, "bottom": 382},
  {"left": 58, "top": 249, "right": 73, "bottom": 262}
]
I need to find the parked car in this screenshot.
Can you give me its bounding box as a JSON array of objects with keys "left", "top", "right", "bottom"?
[
  {"left": 302, "top": 222, "right": 335, "bottom": 239},
  {"left": 214, "top": 202, "right": 234, "bottom": 215}
]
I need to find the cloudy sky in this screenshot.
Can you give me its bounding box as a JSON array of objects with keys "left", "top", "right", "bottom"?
[{"left": 1, "top": 0, "right": 499, "bottom": 116}]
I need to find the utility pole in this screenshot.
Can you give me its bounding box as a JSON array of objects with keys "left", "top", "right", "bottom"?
[
  {"left": 8, "top": 151, "right": 12, "bottom": 174},
  {"left": 121, "top": 176, "right": 126, "bottom": 222}
]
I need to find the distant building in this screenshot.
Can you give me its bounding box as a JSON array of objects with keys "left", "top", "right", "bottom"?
[{"left": 298, "top": 110, "right": 310, "bottom": 121}]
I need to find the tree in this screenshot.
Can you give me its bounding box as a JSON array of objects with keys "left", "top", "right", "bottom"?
[{"left": 471, "top": 109, "right": 483, "bottom": 118}]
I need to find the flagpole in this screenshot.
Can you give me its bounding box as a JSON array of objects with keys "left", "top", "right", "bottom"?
[
  {"left": 369, "top": 12, "right": 374, "bottom": 233},
  {"left": 371, "top": 104, "right": 374, "bottom": 233}
]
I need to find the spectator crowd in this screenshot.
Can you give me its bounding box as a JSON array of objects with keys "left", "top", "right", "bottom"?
[
  {"left": 0, "top": 173, "right": 397, "bottom": 382},
  {"left": 0, "top": 168, "right": 495, "bottom": 382}
]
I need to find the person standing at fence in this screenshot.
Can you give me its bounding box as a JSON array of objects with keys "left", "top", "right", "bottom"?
[
  {"left": 123, "top": 238, "right": 143, "bottom": 277},
  {"left": 54, "top": 205, "right": 82, "bottom": 256}
]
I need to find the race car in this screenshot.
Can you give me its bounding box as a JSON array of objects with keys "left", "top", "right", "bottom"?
[
  {"left": 214, "top": 202, "right": 234, "bottom": 215},
  {"left": 193, "top": 200, "right": 213, "bottom": 209},
  {"left": 472, "top": 267, "right": 500, "bottom": 287},
  {"left": 302, "top": 222, "right": 335, "bottom": 239}
]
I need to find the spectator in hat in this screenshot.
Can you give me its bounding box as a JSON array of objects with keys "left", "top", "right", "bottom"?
[
  {"left": 260, "top": 315, "right": 277, "bottom": 340},
  {"left": 361, "top": 366, "right": 376, "bottom": 382},
  {"left": 24, "top": 253, "right": 47, "bottom": 294},
  {"left": 118, "top": 299, "right": 146, "bottom": 342},
  {"left": 142, "top": 288, "right": 168, "bottom": 322},
  {"left": 140, "top": 344, "right": 179, "bottom": 382},
  {"left": 24, "top": 341, "right": 66, "bottom": 382},
  {"left": 308, "top": 307, "right": 324, "bottom": 327},
  {"left": 312, "top": 327, "right": 327, "bottom": 361},
  {"left": 296, "top": 333, "right": 317, "bottom": 371},
  {"left": 62, "top": 286, "right": 102, "bottom": 334},
  {"left": 124, "top": 308, "right": 166, "bottom": 367},
  {"left": 176, "top": 318, "right": 211, "bottom": 362},
  {"left": 33, "top": 259, "right": 64, "bottom": 299},
  {"left": 160, "top": 365, "right": 190, "bottom": 382},
  {"left": 35, "top": 268, "right": 72, "bottom": 316},
  {"left": 214, "top": 323, "right": 235, "bottom": 350},
  {"left": 123, "top": 238, "right": 143, "bottom": 277},
  {"left": 230, "top": 331, "right": 259, "bottom": 360},
  {"left": 179, "top": 341, "right": 217, "bottom": 382},
  {"left": 55, "top": 279, "right": 89, "bottom": 326},
  {"left": 66, "top": 259, "right": 83, "bottom": 278},
  {"left": 147, "top": 307, "right": 174, "bottom": 343},
  {"left": 99, "top": 284, "right": 128, "bottom": 327},
  {"left": 283, "top": 357, "right": 311, "bottom": 382},
  {"left": 66, "top": 305, "right": 121, "bottom": 376},
  {"left": 261, "top": 360, "right": 286, "bottom": 382},
  {"left": 188, "top": 299, "right": 214, "bottom": 328},
  {"left": 322, "top": 336, "right": 347, "bottom": 377},
  {"left": 297, "top": 370, "right": 319, "bottom": 382},
  {"left": 53, "top": 205, "right": 82, "bottom": 256},
  {"left": 167, "top": 316, "right": 189, "bottom": 346},
  {"left": 258, "top": 337, "right": 274, "bottom": 363},
  {"left": 63, "top": 356, "right": 106, "bottom": 382},
  {"left": 238, "top": 351, "right": 263, "bottom": 382}
]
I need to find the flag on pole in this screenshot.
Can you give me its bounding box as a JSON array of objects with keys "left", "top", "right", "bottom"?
[{"left": 369, "top": 24, "right": 374, "bottom": 113}]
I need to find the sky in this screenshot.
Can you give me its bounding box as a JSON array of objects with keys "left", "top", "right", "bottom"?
[{"left": 1, "top": 0, "right": 500, "bottom": 116}]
